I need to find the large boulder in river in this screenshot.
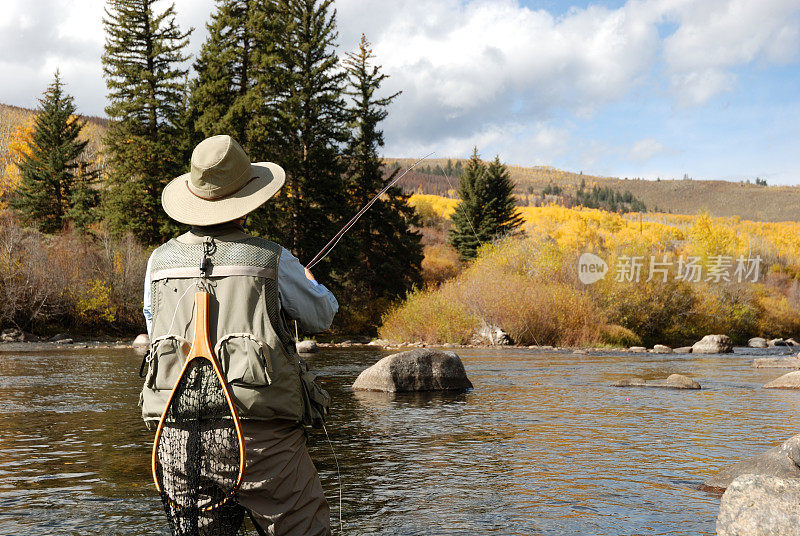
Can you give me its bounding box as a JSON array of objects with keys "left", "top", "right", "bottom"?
[
  {"left": 692, "top": 334, "right": 734, "bottom": 354},
  {"left": 748, "top": 337, "right": 768, "bottom": 348},
  {"left": 652, "top": 344, "right": 672, "bottom": 354},
  {"left": 753, "top": 357, "right": 800, "bottom": 369},
  {"left": 763, "top": 371, "right": 800, "bottom": 389},
  {"left": 768, "top": 338, "right": 788, "bottom": 347},
  {"left": 352, "top": 349, "right": 473, "bottom": 392},
  {"left": 701, "top": 434, "right": 800, "bottom": 492},
  {"left": 612, "top": 373, "right": 700, "bottom": 390},
  {"left": 132, "top": 333, "right": 150, "bottom": 347},
  {"left": 716, "top": 475, "right": 800, "bottom": 536}
]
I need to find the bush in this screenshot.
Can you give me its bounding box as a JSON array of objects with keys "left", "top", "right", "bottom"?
[
  {"left": 598, "top": 324, "right": 642, "bottom": 347},
  {"left": 379, "top": 205, "right": 800, "bottom": 347},
  {"left": 420, "top": 244, "right": 461, "bottom": 285},
  {"left": 0, "top": 212, "right": 148, "bottom": 334},
  {"left": 379, "top": 283, "right": 478, "bottom": 344}
]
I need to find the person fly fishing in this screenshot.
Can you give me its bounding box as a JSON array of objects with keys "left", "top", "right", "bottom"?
[{"left": 141, "top": 134, "right": 337, "bottom": 536}]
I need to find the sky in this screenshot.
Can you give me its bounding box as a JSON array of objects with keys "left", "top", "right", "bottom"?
[{"left": 1, "top": 0, "right": 799, "bottom": 184}]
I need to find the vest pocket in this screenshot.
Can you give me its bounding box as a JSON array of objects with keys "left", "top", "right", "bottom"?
[
  {"left": 147, "top": 335, "right": 191, "bottom": 390},
  {"left": 215, "top": 333, "right": 273, "bottom": 387}
]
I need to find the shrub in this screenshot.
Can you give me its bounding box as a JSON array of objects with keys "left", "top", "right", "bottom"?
[
  {"left": 598, "top": 324, "right": 642, "bottom": 348},
  {"left": 420, "top": 244, "right": 461, "bottom": 285},
  {"left": 380, "top": 203, "right": 800, "bottom": 347},
  {"left": 0, "top": 211, "right": 148, "bottom": 334},
  {"left": 379, "top": 283, "right": 479, "bottom": 344}
]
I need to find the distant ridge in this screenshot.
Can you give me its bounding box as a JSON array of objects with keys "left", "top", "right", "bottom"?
[
  {"left": 1, "top": 103, "right": 108, "bottom": 177},
  {"left": 384, "top": 157, "right": 800, "bottom": 223},
  {"left": 2, "top": 102, "right": 797, "bottom": 223}
]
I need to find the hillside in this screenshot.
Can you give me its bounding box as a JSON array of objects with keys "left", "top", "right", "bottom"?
[
  {"left": 3, "top": 102, "right": 798, "bottom": 223},
  {"left": 386, "top": 157, "right": 800, "bottom": 223},
  {"left": 1, "top": 103, "right": 108, "bottom": 189}
]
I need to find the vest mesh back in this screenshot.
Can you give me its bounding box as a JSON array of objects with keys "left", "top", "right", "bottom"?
[{"left": 152, "top": 238, "right": 279, "bottom": 273}]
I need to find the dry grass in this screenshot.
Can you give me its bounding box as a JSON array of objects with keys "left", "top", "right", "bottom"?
[
  {"left": 0, "top": 211, "right": 148, "bottom": 334},
  {"left": 382, "top": 205, "right": 800, "bottom": 347}
]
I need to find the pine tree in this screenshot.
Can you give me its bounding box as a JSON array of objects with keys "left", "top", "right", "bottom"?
[
  {"left": 339, "top": 34, "right": 423, "bottom": 331},
  {"left": 484, "top": 156, "right": 523, "bottom": 237},
  {"left": 254, "top": 0, "right": 349, "bottom": 276},
  {"left": 10, "top": 72, "right": 93, "bottom": 233},
  {"left": 448, "top": 150, "right": 523, "bottom": 261},
  {"left": 448, "top": 148, "right": 493, "bottom": 261},
  {"left": 101, "top": 0, "right": 191, "bottom": 244},
  {"left": 190, "top": 0, "right": 280, "bottom": 155}
]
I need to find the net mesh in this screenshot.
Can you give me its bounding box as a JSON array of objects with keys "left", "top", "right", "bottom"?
[{"left": 155, "top": 357, "right": 248, "bottom": 536}]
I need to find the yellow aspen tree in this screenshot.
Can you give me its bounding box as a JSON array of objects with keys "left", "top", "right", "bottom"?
[{"left": 0, "top": 116, "right": 36, "bottom": 208}]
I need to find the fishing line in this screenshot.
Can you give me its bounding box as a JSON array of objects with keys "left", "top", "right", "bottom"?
[
  {"left": 299, "top": 154, "right": 434, "bottom": 535},
  {"left": 306, "top": 153, "right": 435, "bottom": 270},
  {"left": 292, "top": 318, "right": 344, "bottom": 534},
  {"left": 440, "top": 164, "right": 544, "bottom": 348},
  {"left": 322, "top": 422, "right": 344, "bottom": 534}
]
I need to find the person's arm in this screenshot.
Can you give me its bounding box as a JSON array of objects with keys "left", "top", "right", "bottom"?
[
  {"left": 143, "top": 253, "right": 154, "bottom": 337},
  {"left": 278, "top": 248, "right": 338, "bottom": 333}
]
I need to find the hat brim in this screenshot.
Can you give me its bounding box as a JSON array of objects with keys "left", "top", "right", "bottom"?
[{"left": 162, "top": 162, "right": 285, "bottom": 226}]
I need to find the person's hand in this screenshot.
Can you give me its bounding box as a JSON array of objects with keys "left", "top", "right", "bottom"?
[{"left": 304, "top": 267, "right": 316, "bottom": 282}]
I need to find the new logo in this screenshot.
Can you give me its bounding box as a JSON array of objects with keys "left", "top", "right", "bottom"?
[{"left": 578, "top": 252, "right": 608, "bottom": 284}]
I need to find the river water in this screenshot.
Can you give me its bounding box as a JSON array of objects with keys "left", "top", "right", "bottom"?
[{"left": 0, "top": 344, "right": 798, "bottom": 535}]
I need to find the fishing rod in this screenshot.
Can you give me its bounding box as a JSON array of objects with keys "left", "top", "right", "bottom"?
[{"left": 305, "top": 152, "right": 435, "bottom": 270}]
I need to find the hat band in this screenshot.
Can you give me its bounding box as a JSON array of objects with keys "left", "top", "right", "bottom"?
[{"left": 186, "top": 176, "right": 259, "bottom": 201}]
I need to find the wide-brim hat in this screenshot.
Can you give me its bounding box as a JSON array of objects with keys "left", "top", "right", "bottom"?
[{"left": 162, "top": 134, "right": 285, "bottom": 226}]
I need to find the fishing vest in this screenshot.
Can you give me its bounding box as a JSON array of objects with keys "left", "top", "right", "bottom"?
[{"left": 140, "top": 233, "right": 304, "bottom": 426}]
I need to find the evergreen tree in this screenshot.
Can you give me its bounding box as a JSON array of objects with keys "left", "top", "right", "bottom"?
[
  {"left": 101, "top": 0, "right": 191, "bottom": 244},
  {"left": 449, "top": 150, "right": 524, "bottom": 261},
  {"left": 448, "top": 149, "right": 493, "bottom": 261},
  {"left": 255, "top": 0, "right": 349, "bottom": 276},
  {"left": 484, "top": 156, "right": 523, "bottom": 237},
  {"left": 339, "top": 34, "right": 423, "bottom": 330},
  {"left": 10, "top": 72, "right": 94, "bottom": 233},
  {"left": 190, "top": 0, "right": 280, "bottom": 155}
]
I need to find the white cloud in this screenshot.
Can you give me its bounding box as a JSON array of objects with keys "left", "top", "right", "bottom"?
[
  {"left": 629, "top": 138, "right": 667, "bottom": 162},
  {"left": 343, "top": 0, "right": 662, "bottom": 155},
  {"left": 0, "top": 0, "right": 798, "bottom": 175},
  {"left": 660, "top": 0, "right": 800, "bottom": 105}
]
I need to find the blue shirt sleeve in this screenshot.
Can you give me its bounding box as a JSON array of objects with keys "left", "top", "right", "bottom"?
[
  {"left": 143, "top": 253, "right": 154, "bottom": 337},
  {"left": 278, "top": 248, "right": 339, "bottom": 333}
]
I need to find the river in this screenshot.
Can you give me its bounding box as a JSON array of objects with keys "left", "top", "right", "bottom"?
[{"left": 0, "top": 344, "right": 797, "bottom": 535}]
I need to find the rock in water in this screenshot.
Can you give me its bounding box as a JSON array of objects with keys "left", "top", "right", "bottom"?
[
  {"left": 716, "top": 475, "right": 800, "bottom": 536},
  {"left": 652, "top": 344, "right": 672, "bottom": 353},
  {"left": 132, "top": 333, "right": 150, "bottom": 347},
  {"left": 1, "top": 328, "right": 25, "bottom": 342},
  {"left": 692, "top": 334, "right": 734, "bottom": 354},
  {"left": 296, "top": 339, "right": 318, "bottom": 354},
  {"left": 701, "top": 434, "right": 800, "bottom": 492},
  {"left": 674, "top": 346, "right": 693, "bottom": 354},
  {"left": 753, "top": 357, "right": 800, "bottom": 369},
  {"left": 352, "top": 349, "right": 473, "bottom": 392},
  {"left": 49, "top": 333, "right": 71, "bottom": 342},
  {"left": 769, "top": 338, "right": 788, "bottom": 347},
  {"left": 612, "top": 373, "right": 700, "bottom": 390},
  {"left": 748, "top": 337, "right": 768, "bottom": 348},
  {"left": 628, "top": 346, "right": 647, "bottom": 352},
  {"left": 763, "top": 371, "right": 800, "bottom": 389},
  {"left": 476, "top": 324, "right": 511, "bottom": 345}
]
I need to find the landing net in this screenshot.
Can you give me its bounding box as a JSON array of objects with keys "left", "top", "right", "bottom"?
[{"left": 154, "top": 357, "right": 247, "bottom": 536}]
